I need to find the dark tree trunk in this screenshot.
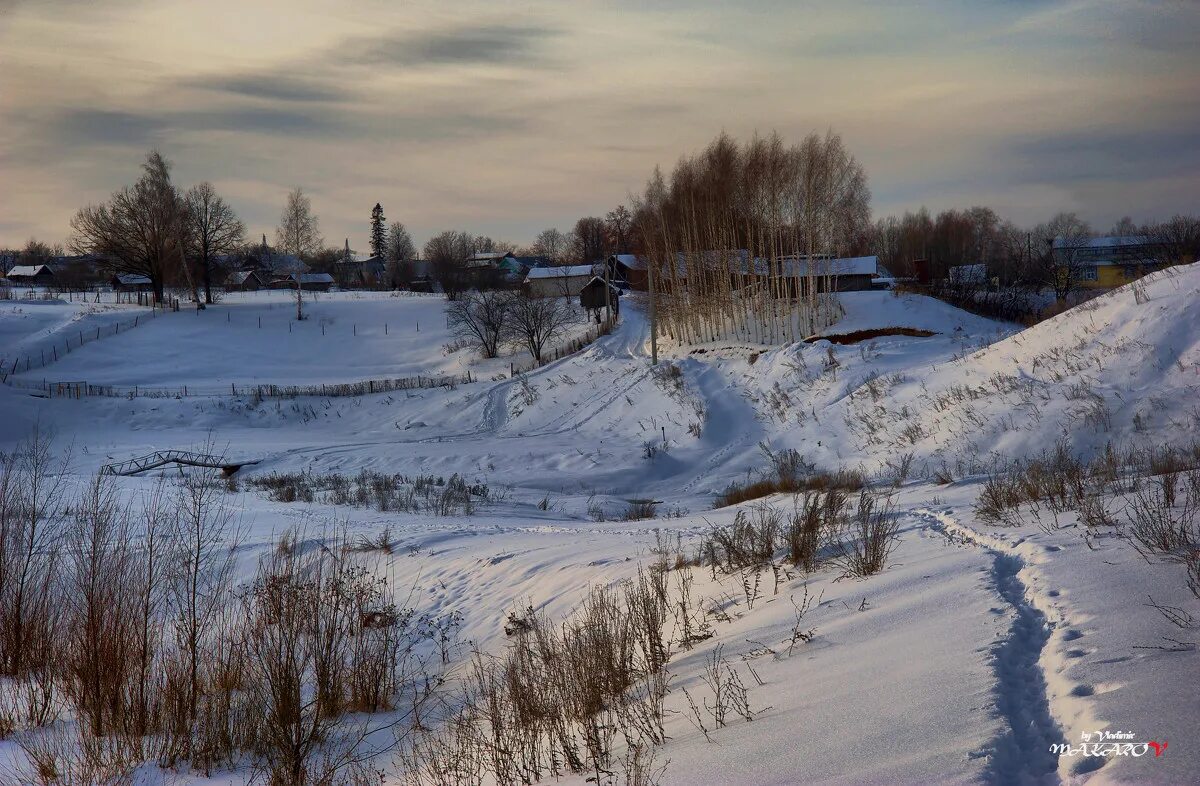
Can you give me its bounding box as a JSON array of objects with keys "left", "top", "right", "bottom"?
[{"left": 202, "top": 252, "right": 213, "bottom": 304}]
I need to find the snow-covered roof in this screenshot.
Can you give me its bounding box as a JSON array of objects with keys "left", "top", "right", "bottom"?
[
  {"left": 583, "top": 276, "right": 622, "bottom": 292},
  {"left": 524, "top": 264, "right": 597, "bottom": 281},
  {"left": 610, "top": 253, "right": 645, "bottom": 271},
  {"left": 227, "top": 270, "right": 262, "bottom": 285},
  {"left": 289, "top": 272, "right": 334, "bottom": 284},
  {"left": 1052, "top": 235, "right": 1149, "bottom": 249},
  {"left": 742, "top": 255, "right": 878, "bottom": 278},
  {"left": 113, "top": 273, "right": 152, "bottom": 285},
  {"left": 6, "top": 264, "right": 53, "bottom": 278},
  {"left": 822, "top": 256, "right": 878, "bottom": 277}
]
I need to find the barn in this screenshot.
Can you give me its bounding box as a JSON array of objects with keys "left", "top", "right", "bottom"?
[
  {"left": 6, "top": 264, "right": 56, "bottom": 287},
  {"left": 735, "top": 255, "right": 878, "bottom": 296},
  {"left": 523, "top": 265, "right": 598, "bottom": 298},
  {"left": 579, "top": 276, "right": 621, "bottom": 314},
  {"left": 607, "top": 254, "right": 647, "bottom": 290},
  {"left": 270, "top": 272, "right": 334, "bottom": 292},
  {"left": 111, "top": 273, "right": 153, "bottom": 292},
  {"left": 225, "top": 270, "right": 265, "bottom": 291}
]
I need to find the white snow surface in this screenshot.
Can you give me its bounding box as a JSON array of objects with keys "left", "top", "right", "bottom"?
[{"left": 0, "top": 266, "right": 1197, "bottom": 784}]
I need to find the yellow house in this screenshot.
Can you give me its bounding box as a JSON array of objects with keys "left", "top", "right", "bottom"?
[{"left": 1053, "top": 235, "right": 1171, "bottom": 289}]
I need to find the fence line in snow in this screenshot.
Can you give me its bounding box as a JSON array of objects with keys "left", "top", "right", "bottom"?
[
  {"left": 0, "top": 296, "right": 182, "bottom": 382},
  {"left": 6, "top": 311, "right": 619, "bottom": 401},
  {"left": 5, "top": 371, "right": 474, "bottom": 400}
]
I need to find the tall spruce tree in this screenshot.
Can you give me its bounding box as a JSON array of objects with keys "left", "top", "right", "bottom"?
[{"left": 369, "top": 203, "right": 387, "bottom": 258}]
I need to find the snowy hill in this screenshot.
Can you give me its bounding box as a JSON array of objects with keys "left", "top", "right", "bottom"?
[{"left": 0, "top": 272, "right": 1196, "bottom": 784}]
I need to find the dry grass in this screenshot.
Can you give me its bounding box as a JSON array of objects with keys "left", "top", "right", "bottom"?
[
  {"left": 0, "top": 429, "right": 454, "bottom": 785},
  {"left": 715, "top": 449, "right": 864, "bottom": 508}
]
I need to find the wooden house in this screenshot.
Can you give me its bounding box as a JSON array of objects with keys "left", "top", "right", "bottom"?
[
  {"left": 6, "top": 264, "right": 56, "bottom": 286},
  {"left": 579, "top": 276, "right": 621, "bottom": 315},
  {"left": 111, "top": 273, "right": 153, "bottom": 292},
  {"left": 226, "top": 270, "right": 265, "bottom": 291},
  {"left": 523, "top": 265, "right": 598, "bottom": 298}
]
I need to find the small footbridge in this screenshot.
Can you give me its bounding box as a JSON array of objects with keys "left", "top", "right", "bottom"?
[{"left": 99, "top": 450, "right": 258, "bottom": 477}]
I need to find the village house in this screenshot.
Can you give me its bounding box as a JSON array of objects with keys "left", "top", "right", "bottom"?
[
  {"left": 732, "top": 255, "right": 878, "bottom": 296},
  {"left": 406, "top": 260, "right": 436, "bottom": 292},
  {"left": 336, "top": 251, "right": 387, "bottom": 289},
  {"left": 5, "top": 264, "right": 56, "bottom": 286},
  {"left": 225, "top": 270, "right": 265, "bottom": 292},
  {"left": 606, "top": 254, "right": 647, "bottom": 290},
  {"left": 523, "top": 264, "right": 598, "bottom": 298},
  {"left": 1053, "top": 235, "right": 1169, "bottom": 288},
  {"left": 271, "top": 272, "right": 334, "bottom": 292}
]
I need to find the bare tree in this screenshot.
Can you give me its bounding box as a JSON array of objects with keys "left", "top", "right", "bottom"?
[
  {"left": 275, "top": 187, "right": 323, "bottom": 260},
  {"left": 447, "top": 290, "right": 512, "bottom": 358},
  {"left": 533, "top": 228, "right": 566, "bottom": 262},
  {"left": 386, "top": 221, "right": 416, "bottom": 288},
  {"left": 18, "top": 239, "right": 62, "bottom": 266},
  {"left": 70, "top": 150, "right": 186, "bottom": 302},
  {"left": 571, "top": 217, "right": 607, "bottom": 265},
  {"left": 185, "top": 183, "right": 245, "bottom": 304},
  {"left": 507, "top": 294, "right": 573, "bottom": 363},
  {"left": 605, "top": 205, "right": 634, "bottom": 254},
  {"left": 1147, "top": 214, "right": 1200, "bottom": 266},
  {"left": 425, "top": 230, "right": 472, "bottom": 300},
  {"left": 1039, "top": 212, "right": 1092, "bottom": 302},
  {"left": 632, "top": 130, "right": 869, "bottom": 347}
]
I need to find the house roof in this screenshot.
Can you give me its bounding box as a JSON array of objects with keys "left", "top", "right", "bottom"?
[
  {"left": 741, "top": 255, "right": 878, "bottom": 278},
  {"left": 113, "top": 273, "right": 152, "bottom": 285},
  {"left": 507, "top": 255, "right": 552, "bottom": 268},
  {"left": 1053, "top": 235, "right": 1149, "bottom": 249},
  {"left": 610, "top": 253, "right": 645, "bottom": 271},
  {"left": 7, "top": 264, "right": 53, "bottom": 277},
  {"left": 289, "top": 272, "right": 334, "bottom": 284},
  {"left": 227, "top": 270, "right": 262, "bottom": 285},
  {"left": 583, "top": 276, "right": 622, "bottom": 292},
  {"left": 524, "top": 264, "right": 597, "bottom": 282}
]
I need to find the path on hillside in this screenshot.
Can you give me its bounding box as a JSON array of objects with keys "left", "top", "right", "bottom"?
[
  {"left": 268, "top": 303, "right": 654, "bottom": 462},
  {"left": 917, "top": 509, "right": 1069, "bottom": 784}
]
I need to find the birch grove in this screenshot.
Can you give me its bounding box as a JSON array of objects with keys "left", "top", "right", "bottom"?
[{"left": 633, "top": 131, "right": 870, "bottom": 345}]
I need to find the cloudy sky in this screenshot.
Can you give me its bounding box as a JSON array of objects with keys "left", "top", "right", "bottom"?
[{"left": 1, "top": 0, "right": 1197, "bottom": 251}]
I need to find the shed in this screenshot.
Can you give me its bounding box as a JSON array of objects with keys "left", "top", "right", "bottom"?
[
  {"left": 111, "top": 273, "right": 153, "bottom": 292},
  {"left": 6, "top": 264, "right": 56, "bottom": 286},
  {"left": 579, "top": 276, "right": 621, "bottom": 314},
  {"left": 226, "top": 270, "right": 265, "bottom": 291}
]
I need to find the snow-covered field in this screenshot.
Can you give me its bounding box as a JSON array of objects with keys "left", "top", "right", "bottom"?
[
  {"left": 3, "top": 291, "right": 596, "bottom": 391},
  {"left": 0, "top": 270, "right": 1196, "bottom": 784}
]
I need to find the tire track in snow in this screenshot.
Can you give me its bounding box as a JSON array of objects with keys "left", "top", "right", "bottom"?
[{"left": 917, "top": 510, "right": 1066, "bottom": 785}]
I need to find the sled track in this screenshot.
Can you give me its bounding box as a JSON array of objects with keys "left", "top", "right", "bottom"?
[{"left": 918, "top": 510, "right": 1065, "bottom": 785}]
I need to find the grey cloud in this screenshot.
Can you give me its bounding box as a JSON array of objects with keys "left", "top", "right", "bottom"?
[
  {"left": 46, "top": 109, "right": 168, "bottom": 148},
  {"left": 1009, "top": 128, "right": 1200, "bottom": 184},
  {"left": 352, "top": 23, "right": 560, "bottom": 68},
  {"left": 193, "top": 74, "right": 349, "bottom": 104}
]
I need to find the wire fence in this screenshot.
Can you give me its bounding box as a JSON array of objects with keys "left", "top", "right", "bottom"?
[
  {"left": 4, "top": 308, "right": 618, "bottom": 401},
  {"left": 510, "top": 313, "right": 617, "bottom": 376},
  {"left": 4, "top": 372, "right": 476, "bottom": 400},
  {"left": 0, "top": 296, "right": 182, "bottom": 381}
]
